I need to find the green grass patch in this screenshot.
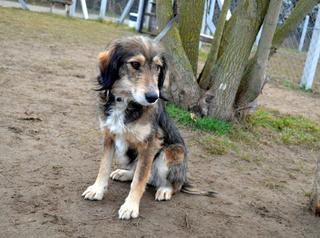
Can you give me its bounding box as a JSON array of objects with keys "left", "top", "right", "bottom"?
[
  {"left": 167, "top": 103, "right": 320, "bottom": 150},
  {"left": 246, "top": 108, "right": 320, "bottom": 148},
  {"left": 166, "top": 103, "right": 231, "bottom": 135},
  {"left": 0, "top": 7, "right": 133, "bottom": 46},
  {"left": 281, "top": 79, "right": 299, "bottom": 90}
]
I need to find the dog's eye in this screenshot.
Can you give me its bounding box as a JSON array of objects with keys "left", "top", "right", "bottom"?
[{"left": 130, "top": 62, "right": 141, "bottom": 70}]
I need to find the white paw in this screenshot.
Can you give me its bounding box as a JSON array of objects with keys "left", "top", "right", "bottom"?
[
  {"left": 82, "top": 183, "right": 105, "bottom": 200},
  {"left": 110, "top": 169, "right": 133, "bottom": 182},
  {"left": 155, "top": 187, "right": 173, "bottom": 201},
  {"left": 118, "top": 200, "right": 139, "bottom": 220}
]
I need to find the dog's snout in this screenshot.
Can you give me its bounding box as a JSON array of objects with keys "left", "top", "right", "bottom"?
[{"left": 145, "top": 92, "right": 159, "bottom": 103}]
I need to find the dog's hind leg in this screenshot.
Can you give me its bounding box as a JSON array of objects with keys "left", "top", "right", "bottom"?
[
  {"left": 152, "top": 144, "right": 187, "bottom": 201},
  {"left": 82, "top": 133, "right": 115, "bottom": 200}
]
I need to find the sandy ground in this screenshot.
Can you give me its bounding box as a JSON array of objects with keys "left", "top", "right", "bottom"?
[
  {"left": 0, "top": 8, "right": 320, "bottom": 238},
  {"left": 260, "top": 84, "right": 320, "bottom": 122}
]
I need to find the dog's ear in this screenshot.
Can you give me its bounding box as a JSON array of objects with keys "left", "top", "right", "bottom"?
[
  {"left": 97, "top": 44, "right": 120, "bottom": 90},
  {"left": 158, "top": 55, "right": 168, "bottom": 90}
]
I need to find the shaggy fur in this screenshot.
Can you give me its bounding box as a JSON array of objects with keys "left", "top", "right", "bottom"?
[{"left": 82, "top": 36, "right": 212, "bottom": 220}]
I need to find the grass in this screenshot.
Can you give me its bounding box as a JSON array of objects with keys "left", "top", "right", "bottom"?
[
  {"left": 0, "top": 7, "right": 134, "bottom": 46},
  {"left": 246, "top": 108, "right": 320, "bottom": 148},
  {"left": 167, "top": 103, "right": 320, "bottom": 153},
  {"left": 166, "top": 103, "right": 231, "bottom": 135}
]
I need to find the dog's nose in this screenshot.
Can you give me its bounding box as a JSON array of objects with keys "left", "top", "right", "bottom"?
[{"left": 145, "top": 92, "right": 159, "bottom": 103}]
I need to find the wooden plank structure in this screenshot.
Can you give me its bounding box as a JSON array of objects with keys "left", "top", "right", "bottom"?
[{"left": 49, "top": 0, "right": 72, "bottom": 16}]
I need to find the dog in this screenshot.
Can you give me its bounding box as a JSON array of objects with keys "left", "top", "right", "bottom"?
[{"left": 82, "top": 36, "right": 213, "bottom": 220}]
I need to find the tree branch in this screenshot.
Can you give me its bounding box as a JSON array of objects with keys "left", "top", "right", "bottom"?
[
  {"left": 235, "top": 0, "right": 282, "bottom": 113},
  {"left": 198, "top": 0, "right": 232, "bottom": 90},
  {"left": 272, "top": 0, "right": 320, "bottom": 54},
  {"left": 177, "top": 0, "right": 205, "bottom": 76}
]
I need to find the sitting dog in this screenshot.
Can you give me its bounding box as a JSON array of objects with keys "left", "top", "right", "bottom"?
[{"left": 82, "top": 36, "right": 212, "bottom": 220}]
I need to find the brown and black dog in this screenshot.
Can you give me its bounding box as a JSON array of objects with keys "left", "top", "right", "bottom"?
[{"left": 82, "top": 36, "right": 213, "bottom": 220}]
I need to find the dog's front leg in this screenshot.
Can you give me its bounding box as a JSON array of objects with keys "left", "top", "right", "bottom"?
[
  {"left": 82, "top": 134, "right": 115, "bottom": 200},
  {"left": 118, "top": 143, "right": 154, "bottom": 219}
]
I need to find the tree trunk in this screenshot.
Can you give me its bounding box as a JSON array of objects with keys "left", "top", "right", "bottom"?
[
  {"left": 177, "top": 0, "right": 205, "bottom": 76},
  {"left": 235, "top": 0, "right": 282, "bottom": 117},
  {"left": 310, "top": 156, "right": 320, "bottom": 217},
  {"left": 198, "top": 0, "right": 232, "bottom": 90},
  {"left": 199, "top": 0, "right": 269, "bottom": 120},
  {"left": 272, "top": 0, "right": 320, "bottom": 54},
  {"left": 156, "top": 0, "right": 201, "bottom": 109}
]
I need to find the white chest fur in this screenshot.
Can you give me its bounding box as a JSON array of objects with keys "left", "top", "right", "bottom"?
[{"left": 100, "top": 101, "right": 152, "bottom": 163}]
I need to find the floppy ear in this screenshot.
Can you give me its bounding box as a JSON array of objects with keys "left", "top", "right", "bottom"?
[
  {"left": 97, "top": 44, "right": 119, "bottom": 90},
  {"left": 158, "top": 55, "right": 168, "bottom": 90}
]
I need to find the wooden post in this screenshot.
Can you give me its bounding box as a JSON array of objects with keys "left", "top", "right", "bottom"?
[
  {"left": 300, "top": 5, "right": 320, "bottom": 90},
  {"left": 80, "top": 0, "right": 89, "bottom": 19},
  {"left": 118, "top": 0, "right": 135, "bottom": 24},
  {"left": 310, "top": 156, "right": 320, "bottom": 217},
  {"left": 299, "top": 15, "right": 310, "bottom": 51},
  {"left": 99, "top": 0, "right": 108, "bottom": 19}
]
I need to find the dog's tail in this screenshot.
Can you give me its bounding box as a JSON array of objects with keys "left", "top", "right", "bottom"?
[{"left": 181, "top": 181, "right": 217, "bottom": 197}]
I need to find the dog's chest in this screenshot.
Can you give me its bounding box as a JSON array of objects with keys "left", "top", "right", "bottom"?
[{"left": 101, "top": 102, "right": 152, "bottom": 158}]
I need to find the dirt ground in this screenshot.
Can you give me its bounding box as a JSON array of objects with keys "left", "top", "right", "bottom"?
[{"left": 1, "top": 8, "right": 320, "bottom": 238}]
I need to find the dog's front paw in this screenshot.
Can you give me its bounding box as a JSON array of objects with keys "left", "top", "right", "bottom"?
[
  {"left": 82, "top": 184, "right": 105, "bottom": 200},
  {"left": 118, "top": 200, "right": 139, "bottom": 219}
]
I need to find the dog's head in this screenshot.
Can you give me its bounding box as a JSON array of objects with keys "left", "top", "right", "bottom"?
[{"left": 97, "top": 36, "right": 168, "bottom": 106}]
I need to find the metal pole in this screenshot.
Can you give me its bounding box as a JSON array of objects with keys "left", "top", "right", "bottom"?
[
  {"left": 217, "top": 0, "right": 231, "bottom": 20},
  {"left": 201, "top": 0, "right": 209, "bottom": 36},
  {"left": 18, "top": 0, "right": 29, "bottom": 10},
  {"left": 255, "top": 25, "right": 263, "bottom": 45},
  {"left": 99, "top": 0, "right": 108, "bottom": 19},
  {"left": 206, "top": 0, "right": 216, "bottom": 35},
  {"left": 70, "top": 0, "right": 77, "bottom": 17},
  {"left": 144, "top": 0, "right": 153, "bottom": 30},
  {"left": 301, "top": 5, "right": 320, "bottom": 90},
  {"left": 207, "top": 0, "right": 216, "bottom": 34},
  {"left": 80, "top": 0, "right": 89, "bottom": 19},
  {"left": 118, "top": 0, "right": 135, "bottom": 24},
  {"left": 136, "top": 0, "right": 145, "bottom": 31},
  {"left": 299, "top": 15, "right": 310, "bottom": 51}
]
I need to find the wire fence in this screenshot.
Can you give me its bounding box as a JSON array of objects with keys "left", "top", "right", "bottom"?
[{"left": 267, "top": 7, "right": 320, "bottom": 93}]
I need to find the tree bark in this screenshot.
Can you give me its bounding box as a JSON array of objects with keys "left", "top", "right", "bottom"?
[
  {"left": 199, "top": 0, "right": 269, "bottom": 120},
  {"left": 198, "top": 0, "right": 232, "bottom": 90},
  {"left": 156, "top": 0, "right": 201, "bottom": 109},
  {"left": 177, "top": 0, "right": 205, "bottom": 76},
  {"left": 310, "top": 156, "right": 320, "bottom": 217},
  {"left": 272, "top": 0, "right": 320, "bottom": 54},
  {"left": 235, "top": 0, "right": 282, "bottom": 116}
]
